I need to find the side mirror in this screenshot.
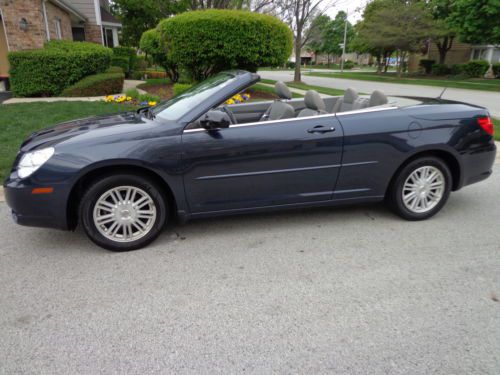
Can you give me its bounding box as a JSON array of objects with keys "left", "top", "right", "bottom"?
[{"left": 200, "top": 110, "right": 231, "bottom": 130}]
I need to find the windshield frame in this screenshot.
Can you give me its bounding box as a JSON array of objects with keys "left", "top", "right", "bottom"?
[{"left": 151, "top": 70, "right": 259, "bottom": 125}]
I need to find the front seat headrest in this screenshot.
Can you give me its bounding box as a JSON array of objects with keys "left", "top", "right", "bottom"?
[
  {"left": 304, "top": 90, "right": 325, "bottom": 111},
  {"left": 275, "top": 81, "right": 292, "bottom": 100},
  {"left": 343, "top": 88, "right": 358, "bottom": 104},
  {"left": 369, "top": 90, "right": 388, "bottom": 106}
]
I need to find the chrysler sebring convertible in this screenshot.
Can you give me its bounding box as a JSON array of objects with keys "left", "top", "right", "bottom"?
[{"left": 4, "top": 71, "right": 496, "bottom": 251}]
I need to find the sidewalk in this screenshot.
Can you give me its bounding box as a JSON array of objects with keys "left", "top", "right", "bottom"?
[{"left": 2, "top": 80, "right": 147, "bottom": 105}]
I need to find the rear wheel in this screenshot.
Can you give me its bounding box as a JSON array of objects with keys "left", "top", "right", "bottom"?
[
  {"left": 80, "top": 174, "right": 167, "bottom": 251},
  {"left": 388, "top": 156, "right": 452, "bottom": 220}
]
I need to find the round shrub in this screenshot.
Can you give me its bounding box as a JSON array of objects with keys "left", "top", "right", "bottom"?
[
  {"left": 461, "top": 60, "right": 490, "bottom": 78},
  {"left": 8, "top": 41, "right": 111, "bottom": 97},
  {"left": 157, "top": 9, "right": 293, "bottom": 80},
  {"left": 492, "top": 63, "right": 500, "bottom": 78}
]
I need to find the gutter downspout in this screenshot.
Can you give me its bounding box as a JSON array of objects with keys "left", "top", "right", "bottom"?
[{"left": 41, "top": 0, "right": 50, "bottom": 41}]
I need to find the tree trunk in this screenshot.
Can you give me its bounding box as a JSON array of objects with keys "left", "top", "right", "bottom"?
[
  {"left": 436, "top": 36, "right": 454, "bottom": 65},
  {"left": 376, "top": 54, "right": 382, "bottom": 74},
  {"left": 294, "top": 33, "right": 302, "bottom": 82}
]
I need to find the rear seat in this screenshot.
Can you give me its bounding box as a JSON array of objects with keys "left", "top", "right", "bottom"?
[
  {"left": 332, "top": 88, "right": 358, "bottom": 113},
  {"left": 339, "top": 89, "right": 389, "bottom": 112}
]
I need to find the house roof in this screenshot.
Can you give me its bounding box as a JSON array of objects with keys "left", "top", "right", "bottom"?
[
  {"left": 49, "top": 0, "right": 87, "bottom": 22},
  {"left": 100, "top": 6, "right": 121, "bottom": 26}
]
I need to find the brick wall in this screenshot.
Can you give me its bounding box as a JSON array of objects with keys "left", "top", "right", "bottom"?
[
  {"left": 44, "top": 1, "right": 72, "bottom": 41},
  {"left": 0, "top": 0, "right": 46, "bottom": 51},
  {"left": 84, "top": 23, "right": 102, "bottom": 45},
  {"left": 428, "top": 41, "right": 472, "bottom": 65}
]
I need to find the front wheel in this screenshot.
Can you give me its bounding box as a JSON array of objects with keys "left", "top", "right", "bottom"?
[
  {"left": 388, "top": 157, "right": 452, "bottom": 220},
  {"left": 79, "top": 174, "right": 168, "bottom": 251}
]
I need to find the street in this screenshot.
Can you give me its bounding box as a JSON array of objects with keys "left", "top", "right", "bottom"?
[
  {"left": 1, "top": 167, "right": 499, "bottom": 374},
  {"left": 259, "top": 70, "right": 500, "bottom": 118}
]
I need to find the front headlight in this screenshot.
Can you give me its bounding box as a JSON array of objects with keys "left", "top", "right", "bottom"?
[{"left": 17, "top": 147, "right": 55, "bottom": 179}]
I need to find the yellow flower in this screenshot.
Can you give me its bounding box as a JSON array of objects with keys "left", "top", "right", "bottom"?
[
  {"left": 148, "top": 101, "right": 157, "bottom": 106},
  {"left": 126, "top": 96, "right": 132, "bottom": 101},
  {"left": 225, "top": 98, "right": 235, "bottom": 105}
]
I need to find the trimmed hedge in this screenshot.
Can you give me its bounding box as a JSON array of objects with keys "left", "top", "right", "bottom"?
[
  {"left": 60, "top": 72, "right": 124, "bottom": 97},
  {"left": 156, "top": 10, "right": 293, "bottom": 80},
  {"left": 8, "top": 40, "right": 111, "bottom": 97},
  {"left": 107, "top": 66, "right": 124, "bottom": 74},
  {"left": 173, "top": 83, "right": 193, "bottom": 96},
  {"left": 112, "top": 46, "right": 136, "bottom": 76},
  {"left": 461, "top": 60, "right": 489, "bottom": 78}
]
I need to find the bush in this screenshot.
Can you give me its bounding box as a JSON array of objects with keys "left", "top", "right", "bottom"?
[
  {"left": 8, "top": 41, "right": 111, "bottom": 97},
  {"left": 173, "top": 83, "right": 193, "bottom": 96},
  {"left": 419, "top": 59, "right": 435, "bottom": 74},
  {"left": 107, "top": 66, "right": 124, "bottom": 74},
  {"left": 111, "top": 56, "right": 129, "bottom": 75},
  {"left": 286, "top": 61, "right": 295, "bottom": 69},
  {"left": 343, "top": 60, "right": 355, "bottom": 69},
  {"left": 156, "top": 10, "right": 293, "bottom": 80},
  {"left": 461, "top": 60, "right": 490, "bottom": 78},
  {"left": 451, "top": 64, "right": 464, "bottom": 76},
  {"left": 431, "top": 63, "right": 450, "bottom": 76},
  {"left": 112, "top": 46, "right": 136, "bottom": 74},
  {"left": 132, "top": 55, "right": 148, "bottom": 72},
  {"left": 493, "top": 63, "right": 500, "bottom": 78},
  {"left": 60, "top": 72, "right": 124, "bottom": 97}
]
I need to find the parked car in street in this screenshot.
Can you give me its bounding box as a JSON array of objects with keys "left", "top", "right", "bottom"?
[{"left": 4, "top": 71, "right": 496, "bottom": 251}]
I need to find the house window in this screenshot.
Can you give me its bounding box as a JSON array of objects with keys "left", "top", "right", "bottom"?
[
  {"left": 54, "top": 18, "right": 62, "bottom": 39},
  {"left": 72, "top": 27, "right": 85, "bottom": 42},
  {"left": 102, "top": 27, "right": 114, "bottom": 47}
]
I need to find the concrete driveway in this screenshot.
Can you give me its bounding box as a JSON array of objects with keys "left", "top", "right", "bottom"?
[
  {"left": 259, "top": 70, "right": 500, "bottom": 118},
  {"left": 1, "top": 171, "right": 499, "bottom": 374}
]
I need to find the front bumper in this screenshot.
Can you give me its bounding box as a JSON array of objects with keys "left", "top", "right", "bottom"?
[{"left": 4, "top": 178, "right": 71, "bottom": 230}]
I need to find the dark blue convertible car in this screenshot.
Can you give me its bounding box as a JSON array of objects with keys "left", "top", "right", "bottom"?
[{"left": 4, "top": 70, "right": 496, "bottom": 251}]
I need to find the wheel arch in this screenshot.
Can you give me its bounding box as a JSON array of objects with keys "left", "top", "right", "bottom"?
[
  {"left": 387, "top": 148, "right": 461, "bottom": 196},
  {"left": 66, "top": 163, "right": 178, "bottom": 230}
]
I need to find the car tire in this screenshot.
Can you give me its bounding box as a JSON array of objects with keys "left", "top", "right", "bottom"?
[
  {"left": 388, "top": 156, "right": 452, "bottom": 221},
  {"left": 79, "top": 174, "right": 168, "bottom": 251}
]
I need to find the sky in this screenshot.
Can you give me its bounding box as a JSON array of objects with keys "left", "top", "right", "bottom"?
[{"left": 324, "top": 0, "right": 369, "bottom": 24}]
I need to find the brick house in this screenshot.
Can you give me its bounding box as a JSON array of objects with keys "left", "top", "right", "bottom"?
[{"left": 0, "top": 0, "right": 121, "bottom": 86}]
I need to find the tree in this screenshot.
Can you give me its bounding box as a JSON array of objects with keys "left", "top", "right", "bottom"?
[
  {"left": 306, "top": 14, "right": 331, "bottom": 63},
  {"left": 112, "top": 0, "right": 188, "bottom": 47},
  {"left": 355, "top": 0, "right": 439, "bottom": 77},
  {"left": 428, "top": 0, "right": 456, "bottom": 64},
  {"left": 274, "top": 0, "right": 334, "bottom": 82},
  {"left": 322, "top": 11, "right": 354, "bottom": 66},
  {"left": 140, "top": 29, "right": 180, "bottom": 82},
  {"left": 448, "top": 0, "right": 500, "bottom": 44}
]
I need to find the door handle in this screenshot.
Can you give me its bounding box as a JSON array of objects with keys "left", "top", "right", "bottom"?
[{"left": 307, "top": 125, "right": 336, "bottom": 134}]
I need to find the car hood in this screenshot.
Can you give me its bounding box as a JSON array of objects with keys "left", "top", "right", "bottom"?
[{"left": 20, "top": 111, "right": 145, "bottom": 152}]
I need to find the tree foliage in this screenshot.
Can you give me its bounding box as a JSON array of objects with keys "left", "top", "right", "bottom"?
[
  {"left": 139, "top": 29, "right": 180, "bottom": 82},
  {"left": 448, "top": 0, "right": 500, "bottom": 44}
]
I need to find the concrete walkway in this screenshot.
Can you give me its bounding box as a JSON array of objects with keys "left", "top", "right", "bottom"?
[
  {"left": 259, "top": 70, "right": 500, "bottom": 118},
  {"left": 3, "top": 80, "right": 147, "bottom": 105}
]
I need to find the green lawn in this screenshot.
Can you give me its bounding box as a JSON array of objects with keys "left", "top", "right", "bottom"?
[
  {"left": 494, "top": 118, "right": 500, "bottom": 141},
  {"left": 307, "top": 71, "right": 500, "bottom": 92},
  {"left": 0, "top": 101, "right": 136, "bottom": 181}
]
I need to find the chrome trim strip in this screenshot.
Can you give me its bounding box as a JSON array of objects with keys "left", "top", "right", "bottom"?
[
  {"left": 342, "top": 161, "right": 378, "bottom": 167},
  {"left": 333, "top": 188, "right": 371, "bottom": 194},
  {"left": 183, "top": 106, "right": 397, "bottom": 133},
  {"left": 196, "top": 164, "right": 341, "bottom": 180}
]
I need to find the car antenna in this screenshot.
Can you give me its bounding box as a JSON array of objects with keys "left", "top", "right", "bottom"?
[{"left": 437, "top": 87, "right": 447, "bottom": 99}]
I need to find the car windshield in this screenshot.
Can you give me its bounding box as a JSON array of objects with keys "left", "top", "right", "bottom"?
[{"left": 153, "top": 73, "right": 239, "bottom": 121}]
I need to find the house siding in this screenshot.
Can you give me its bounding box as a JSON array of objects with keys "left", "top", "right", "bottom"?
[
  {"left": 45, "top": 1, "right": 72, "bottom": 41},
  {"left": 71, "top": 0, "right": 98, "bottom": 24},
  {"left": 428, "top": 41, "right": 472, "bottom": 65}
]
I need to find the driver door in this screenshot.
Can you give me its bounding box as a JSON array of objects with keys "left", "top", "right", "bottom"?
[{"left": 181, "top": 115, "right": 344, "bottom": 213}]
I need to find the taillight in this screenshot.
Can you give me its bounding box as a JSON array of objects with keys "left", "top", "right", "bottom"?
[{"left": 477, "top": 116, "right": 494, "bottom": 136}]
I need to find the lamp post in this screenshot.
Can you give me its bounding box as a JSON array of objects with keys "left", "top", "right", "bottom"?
[{"left": 340, "top": 9, "right": 348, "bottom": 73}]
